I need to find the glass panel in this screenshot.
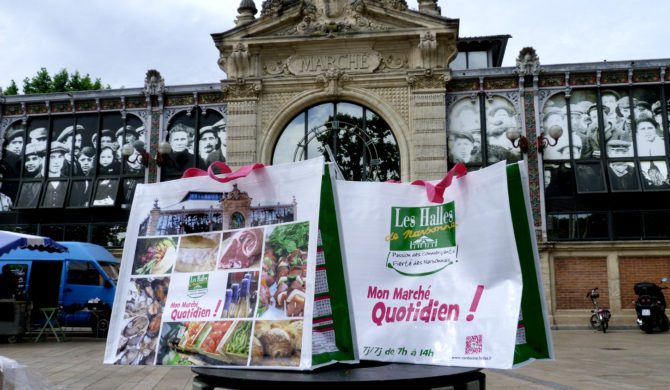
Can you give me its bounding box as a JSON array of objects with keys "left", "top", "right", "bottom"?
[
  {"left": 644, "top": 211, "right": 670, "bottom": 238},
  {"left": 575, "top": 212, "right": 609, "bottom": 240},
  {"left": 612, "top": 211, "right": 642, "bottom": 239},
  {"left": 307, "top": 103, "right": 334, "bottom": 160},
  {"left": 634, "top": 116, "right": 665, "bottom": 157},
  {"left": 603, "top": 89, "right": 632, "bottom": 156},
  {"left": 121, "top": 115, "right": 146, "bottom": 175},
  {"left": 40, "top": 180, "right": 68, "bottom": 208},
  {"left": 91, "top": 224, "right": 126, "bottom": 248},
  {"left": 467, "top": 51, "right": 488, "bottom": 69},
  {"left": 120, "top": 178, "right": 140, "bottom": 209},
  {"left": 449, "top": 52, "right": 466, "bottom": 71},
  {"left": 164, "top": 113, "right": 196, "bottom": 176},
  {"left": 366, "top": 109, "right": 400, "bottom": 181},
  {"left": 23, "top": 118, "right": 49, "bottom": 177},
  {"left": 98, "top": 114, "right": 123, "bottom": 175},
  {"left": 448, "top": 98, "right": 481, "bottom": 165},
  {"left": 92, "top": 178, "right": 120, "bottom": 207},
  {"left": 608, "top": 161, "right": 640, "bottom": 191},
  {"left": 68, "top": 179, "right": 93, "bottom": 208},
  {"left": 640, "top": 160, "right": 670, "bottom": 190},
  {"left": 541, "top": 93, "right": 569, "bottom": 161},
  {"left": 485, "top": 96, "right": 521, "bottom": 163},
  {"left": 15, "top": 182, "right": 42, "bottom": 208},
  {"left": 196, "top": 111, "right": 225, "bottom": 168},
  {"left": 547, "top": 214, "right": 572, "bottom": 240},
  {"left": 75, "top": 114, "right": 98, "bottom": 177},
  {"left": 336, "top": 102, "right": 363, "bottom": 119},
  {"left": 64, "top": 224, "right": 88, "bottom": 242},
  {"left": 569, "top": 91, "right": 600, "bottom": 159},
  {"left": 48, "top": 116, "right": 74, "bottom": 178},
  {"left": 544, "top": 163, "right": 574, "bottom": 197},
  {"left": 1, "top": 122, "right": 25, "bottom": 179},
  {"left": 0, "top": 179, "right": 14, "bottom": 211},
  {"left": 41, "top": 225, "right": 65, "bottom": 241},
  {"left": 66, "top": 261, "right": 102, "bottom": 286},
  {"left": 99, "top": 261, "right": 120, "bottom": 281},
  {"left": 273, "top": 113, "right": 305, "bottom": 164},
  {"left": 575, "top": 161, "right": 607, "bottom": 193}
]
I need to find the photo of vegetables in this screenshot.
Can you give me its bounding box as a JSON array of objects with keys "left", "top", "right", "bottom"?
[
  {"left": 156, "top": 320, "right": 252, "bottom": 366},
  {"left": 218, "top": 228, "right": 264, "bottom": 269},
  {"left": 132, "top": 237, "right": 178, "bottom": 275},
  {"left": 175, "top": 233, "right": 221, "bottom": 273},
  {"left": 258, "top": 222, "right": 309, "bottom": 318},
  {"left": 116, "top": 277, "right": 170, "bottom": 365},
  {"left": 221, "top": 271, "right": 259, "bottom": 319},
  {"left": 251, "top": 320, "right": 302, "bottom": 367}
]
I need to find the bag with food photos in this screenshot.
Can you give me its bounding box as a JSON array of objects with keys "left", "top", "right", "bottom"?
[{"left": 104, "top": 156, "right": 357, "bottom": 370}]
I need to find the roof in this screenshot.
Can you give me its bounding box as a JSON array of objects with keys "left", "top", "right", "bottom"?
[
  {"left": 0, "top": 241, "right": 118, "bottom": 262},
  {"left": 457, "top": 35, "right": 511, "bottom": 67}
]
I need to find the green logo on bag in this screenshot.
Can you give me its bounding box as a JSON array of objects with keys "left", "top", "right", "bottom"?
[
  {"left": 188, "top": 274, "right": 208, "bottom": 298},
  {"left": 386, "top": 203, "right": 458, "bottom": 276}
]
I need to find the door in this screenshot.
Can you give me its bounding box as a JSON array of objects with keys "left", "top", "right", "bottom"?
[{"left": 62, "top": 260, "right": 107, "bottom": 325}]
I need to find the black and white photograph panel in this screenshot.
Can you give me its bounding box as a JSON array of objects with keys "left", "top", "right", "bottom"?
[
  {"left": 568, "top": 90, "right": 600, "bottom": 159},
  {"left": 447, "top": 98, "right": 482, "bottom": 165},
  {"left": 485, "top": 96, "right": 521, "bottom": 163},
  {"left": 15, "top": 182, "right": 43, "bottom": 209},
  {"left": 40, "top": 180, "right": 68, "bottom": 208},
  {"left": 68, "top": 179, "right": 93, "bottom": 208},
  {"left": 640, "top": 160, "right": 670, "bottom": 190},
  {"left": 92, "top": 178, "right": 120, "bottom": 207},
  {"left": 575, "top": 161, "right": 607, "bottom": 193},
  {"left": 608, "top": 161, "right": 640, "bottom": 192}
]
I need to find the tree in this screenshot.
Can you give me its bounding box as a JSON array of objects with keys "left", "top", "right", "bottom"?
[
  {"left": 2, "top": 80, "right": 19, "bottom": 95},
  {"left": 3, "top": 68, "right": 109, "bottom": 95}
]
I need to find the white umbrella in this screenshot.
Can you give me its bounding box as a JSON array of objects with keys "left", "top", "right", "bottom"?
[{"left": 0, "top": 230, "right": 68, "bottom": 256}]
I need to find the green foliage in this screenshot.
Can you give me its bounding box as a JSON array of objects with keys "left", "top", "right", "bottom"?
[
  {"left": 5, "top": 67, "right": 109, "bottom": 95},
  {"left": 3, "top": 80, "right": 19, "bottom": 95}
]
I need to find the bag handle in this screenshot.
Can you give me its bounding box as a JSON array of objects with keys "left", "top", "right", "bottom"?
[
  {"left": 410, "top": 163, "right": 467, "bottom": 203},
  {"left": 182, "top": 161, "right": 265, "bottom": 183}
]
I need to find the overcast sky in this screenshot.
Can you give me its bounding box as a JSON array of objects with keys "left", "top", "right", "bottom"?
[{"left": 1, "top": 0, "right": 669, "bottom": 92}]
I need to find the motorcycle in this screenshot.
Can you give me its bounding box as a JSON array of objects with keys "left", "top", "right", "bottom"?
[
  {"left": 587, "top": 287, "right": 611, "bottom": 333},
  {"left": 634, "top": 277, "right": 669, "bottom": 333}
]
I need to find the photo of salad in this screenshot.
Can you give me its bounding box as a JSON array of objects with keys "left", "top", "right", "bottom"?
[
  {"left": 257, "top": 222, "right": 309, "bottom": 318},
  {"left": 132, "top": 237, "right": 178, "bottom": 275}
]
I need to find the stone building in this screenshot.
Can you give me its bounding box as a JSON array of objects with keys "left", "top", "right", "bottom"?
[{"left": 1, "top": 0, "right": 669, "bottom": 326}]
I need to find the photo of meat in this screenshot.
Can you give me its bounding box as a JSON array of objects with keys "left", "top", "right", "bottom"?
[
  {"left": 257, "top": 222, "right": 308, "bottom": 318},
  {"left": 132, "top": 237, "right": 178, "bottom": 275},
  {"left": 175, "top": 233, "right": 221, "bottom": 273},
  {"left": 221, "top": 271, "right": 259, "bottom": 319},
  {"left": 218, "top": 228, "right": 264, "bottom": 269},
  {"left": 116, "top": 276, "right": 170, "bottom": 365},
  {"left": 250, "top": 320, "right": 302, "bottom": 367}
]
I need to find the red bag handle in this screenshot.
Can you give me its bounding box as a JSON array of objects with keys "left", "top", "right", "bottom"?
[
  {"left": 182, "top": 161, "right": 265, "bottom": 183},
  {"left": 410, "top": 163, "right": 467, "bottom": 203}
]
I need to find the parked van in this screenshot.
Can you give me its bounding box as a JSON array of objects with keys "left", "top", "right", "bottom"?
[{"left": 0, "top": 241, "right": 119, "bottom": 337}]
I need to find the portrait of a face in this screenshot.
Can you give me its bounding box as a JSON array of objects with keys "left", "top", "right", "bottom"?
[{"left": 169, "top": 130, "right": 189, "bottom": 153}]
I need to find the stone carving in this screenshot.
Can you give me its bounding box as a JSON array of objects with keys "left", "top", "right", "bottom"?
[
  {"left": 287, "top": 51, "right": 381, "bottom": 75},
  {"left": 223, "top": 43, "right": 252, "bottom": 80},
  {"left": 275, "top": 0, "right": 398, "bottom": 36},
  {"left": 144, "top": 69, "right": 165, "bottom": 96},
  {"left": 379, "top": 54, "right": 408, "bottom": 71},
  {"left": 418, "top": 32, "right": 438, "bottom": 69},
  {"left": 515, "top": 47, "right": 541, "bottom": 76},
  {"left": 236, "top": 0, "right": 258, "bottom": 25},
  {"left": 264, "top": 59, "right": 290, "bottom": 76},
  {"left": 261, "top": 0, "right": 300, "bottom": 16},
  {"left": 222, "top": 80, "right": 262, "bottom": 100},
  {"left": 316, "top": 68, "right": 350, "bottom": 96},
  {"left": 407, "top": 70, "right": 450, "bottom": 90}
]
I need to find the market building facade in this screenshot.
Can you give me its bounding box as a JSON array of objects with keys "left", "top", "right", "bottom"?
[{"left": 1, "top": 0, "right": 669, "bottom": 326}]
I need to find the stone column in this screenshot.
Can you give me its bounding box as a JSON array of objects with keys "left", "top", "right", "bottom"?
[{"left": 222, "top": 80, "right": 261, "bottom": 167}]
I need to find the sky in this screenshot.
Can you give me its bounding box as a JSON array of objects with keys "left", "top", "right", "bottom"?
[{"left": 1, "top": 0, "right": 669, "bottom": 92}]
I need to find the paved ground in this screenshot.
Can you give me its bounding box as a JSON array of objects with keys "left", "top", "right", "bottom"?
[{"left": 1, "top": 329, "right": 669, "bottom": 389}]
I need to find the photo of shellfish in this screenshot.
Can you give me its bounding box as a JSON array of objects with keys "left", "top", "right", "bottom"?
[
  {"left": 218, "top": 228, "right": 264, "bottom": 269},
  {"left": 116, "top": 276, "right": 170, "bottom": 365},
  {"left": 250, "top": 320, "right": 302, "bottom": 367},
  {"left": 132, "top": 237, "right": 178, "bottom": 275},
  {"left": 175, "top": 233, "right": 221, "bottom": 273}
]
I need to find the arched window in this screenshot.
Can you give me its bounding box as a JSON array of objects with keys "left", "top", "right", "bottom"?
[{"left": 272, "top": 101, "right": 400, "bottom": 181}]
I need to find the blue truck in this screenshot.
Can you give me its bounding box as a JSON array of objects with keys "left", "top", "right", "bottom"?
[{"left": 0, "top": 241, "right": 119, "bottom": 340}]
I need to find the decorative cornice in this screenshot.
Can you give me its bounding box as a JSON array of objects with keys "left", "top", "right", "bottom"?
[
  {"left": 222, "top": 79, "right": 262, "bottom": 100},
  {"left": 316, "top": 68, "right": 350, "bottom": 96}
]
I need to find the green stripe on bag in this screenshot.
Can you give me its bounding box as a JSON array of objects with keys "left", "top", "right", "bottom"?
[
  {"left": 507, "top": 163, "right": 552, "bottom": 364},
  {"left": 312, "top": 166, "right": 356, "bottom": 365}
]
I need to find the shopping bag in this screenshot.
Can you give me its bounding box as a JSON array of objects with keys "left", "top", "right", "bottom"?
[
  {"left": 104, "top": 157, "right": 357, "bottom": 370},
  {"left": 332, "top": 161, "right": 553, "bottom": 369}
]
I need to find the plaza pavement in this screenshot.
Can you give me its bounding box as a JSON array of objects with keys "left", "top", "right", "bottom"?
[{"left": 1, "top": 329, "right": 669, "bottom": 389}]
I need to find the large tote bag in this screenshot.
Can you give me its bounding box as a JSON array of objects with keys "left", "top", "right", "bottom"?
[
  {"left": 333, "top": 161, "right": 552, "bottom": 369},
  {"left": 104, "top": 157, "right": 356, "bottom": 370}
]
